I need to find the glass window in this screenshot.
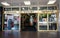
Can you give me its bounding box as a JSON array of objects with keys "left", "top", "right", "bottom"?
[
  {"left": 39, "top": 7, "right": 47, "bottom": 10},
  {"left": 12, "top": 7, "right": 19, "bottom": 11},
  {"left": 39, "top": 14, "right": 47, "bottom": 22},
  {"left": 21, "top": 7, "right": 29, "bottom": 11},
  {"left": 39, "top": 23, "right": 47, "bottom": 30},
  {"left": 48, "top": 6, "right": 55, "bottom": 10},
  {"left": 39, "top": 26, "right": 47, "bottom": 30},
  {"left": 4, "top": 8, "right": 11, "bottom": 11},
  {"left": 48, "top": 13, "right": 57, "bottom": 22},
  {"left": 30, "top": 7, "right": 37, "bottom": 10},
  {"left": 3, "top": 14, "right": 20, "bottom": 30},
  {"left": 49, "top": 23, "right": 57, "bottom": 30}
]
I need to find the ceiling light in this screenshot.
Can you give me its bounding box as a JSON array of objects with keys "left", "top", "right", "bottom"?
[
  {"left": 1, "top": 2, "right": 10, "bottom": 6},
  {"left": 48, "top": 0, "right": 56, "bottom": 4},
  {"left": 24, "top": 1, "right": 31, "bottom": 5}
]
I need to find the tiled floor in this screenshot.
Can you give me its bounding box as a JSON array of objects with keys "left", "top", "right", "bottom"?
[{"left": 0, "top": 31, "right": 60, "bottom": 38}]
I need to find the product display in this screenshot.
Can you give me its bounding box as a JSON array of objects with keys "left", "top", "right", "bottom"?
[
  {"left": 38, "top": 13, "right": 57, "bottom": 31},
  {"left": 48, "top": 13, "right": 57, "bottom": 22},
  {"left": 4, "top": 14, "right": 20, "bottom": 30},
  {"left": 39, "top": 14, "right": 47, "bottom": 22}
]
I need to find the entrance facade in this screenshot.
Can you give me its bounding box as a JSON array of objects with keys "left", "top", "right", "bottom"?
[{"left": 2, "top": 6, "right": 58, "bottom": 31}]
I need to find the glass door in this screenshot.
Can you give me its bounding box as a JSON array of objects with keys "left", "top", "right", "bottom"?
[
  {"left": 3, "top": 14, "right": 20, "bottom": 30},
  {"left": 21, "top": 13, "right": 37, "bottom": 31}
]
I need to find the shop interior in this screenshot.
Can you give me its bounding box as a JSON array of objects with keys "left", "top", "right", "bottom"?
[{"left": 21, "top": 13, "right": 37, "bottom": 31}]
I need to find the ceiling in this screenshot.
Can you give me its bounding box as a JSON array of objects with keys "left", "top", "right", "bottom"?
[{"left": 0, "top": 0, "right": 59, "bottom": 6}]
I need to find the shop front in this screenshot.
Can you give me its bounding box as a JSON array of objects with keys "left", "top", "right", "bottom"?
[{"left": 2, "top": 6, "right": 58, "bottom": 31}]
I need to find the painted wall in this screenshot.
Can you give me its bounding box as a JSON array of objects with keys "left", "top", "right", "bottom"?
[{"left": 58, "top": 0, "right": 60, "bottom": 31}]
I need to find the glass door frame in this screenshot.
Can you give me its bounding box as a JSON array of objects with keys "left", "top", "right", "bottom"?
[{"left": 20, "top": 13, "right": 38, "bottom": 31}]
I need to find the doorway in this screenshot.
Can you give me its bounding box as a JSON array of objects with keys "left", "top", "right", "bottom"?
[{"left": 21, "top": 13, "right": 37, "bottom": 31}]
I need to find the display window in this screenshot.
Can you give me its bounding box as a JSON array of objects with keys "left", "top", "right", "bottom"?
[{"left": 3, "top": 14, "right": 20, "bottom": 30}]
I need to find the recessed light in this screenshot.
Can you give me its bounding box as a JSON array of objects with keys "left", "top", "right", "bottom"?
[
  {"left": 24, "top": 1, "right": 31, "bottom": 5},
  {"left": 48, "top": 0, "right": 56, "bottom": 4},
  {"left": 1, "top": 2, "right": 10, "bottom": 6}
]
